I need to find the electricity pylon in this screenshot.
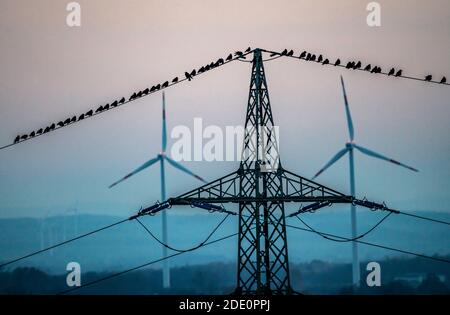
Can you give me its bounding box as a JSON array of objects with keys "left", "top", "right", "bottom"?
[{"left": 138, "top": 49, "right": 359, "bottom": 294}]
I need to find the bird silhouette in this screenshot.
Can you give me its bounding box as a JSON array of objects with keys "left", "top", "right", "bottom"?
[
  {"left": 172, "top": 77, "right": 179, "bottom": 83},
  {"left": 150, "top": 86, "right": 156, "bottom": 92},
  {"left": 299, "top": 51, "right": 307, "bottom": 59},
  {"left": 57, "top": 121, "right": 64, "bottom": 127},
  {"left": 226, "top": 53, "right": 233, "bottom": 61},
  {"left": 346, "top": 62, "right": 354, "bottom": 69},
  {"left": 306, "top": 53, "right": 311, "bottom": 61},
  {"left": 86, "top": 110, "right": 93, "bottom": 117},
  {"left": 143, "top": 88, "right": 149, "bottom": 95},
  {"left": 162, "top": 81, "right": 169, "bottom": 88},
  {"left": 388, "top": 68, "right": 395, "bottom": 76},
  {"left": 96, "top": 106, "right": 103, "bottom": 113},
  {"left": 64, "top": 118, "right": 71, "bottom": 125},
  {"left": 287, "top": 50, "right": 294, "bottom": 56},
  {"left": 440, "top": 76, "right": 446, "bottom": 84},
  {"left": 155, "top": 84, "right": 161, "bottom": 90},
  {"left": 354, "top": 61, "right": 361, "bottom": 69},
  {"left": 395, "top": 70, "right": 402, "bottom": 77},
  {"left": 364, "top": 64, "right": 371, "bottom": 71},
  {"left": 235, "top": 51, "right": 243, "bottom": 57},
  {"left": 317, "top": 55, "right": 323, "bottom": 63},
  {"left": 129, "top": 92, "right": 137, "bottom": 100},
  {"left": 281, "top": 49, "right": 288, "bottom": 56},
  {"left": 217, "top": 58, "right": 224, "bottom": 65},
  {"left": 36, "top": 128, "right": 43, "bottom": 135},
  {"left": 335, "top": 58, "right": 341, "bottom": 66},
  {"left": 50, "top": 123, "right": 55, "bottom": 130},
  {"left": 71, "top": 116, "right": 77, "bottom": 122},
  {"left": 119, "top": 97, "right": 125, "bottom": 104},
  {"left": 190, "top": 69, "right": 196, "bottom": 76},
  {"left": 245, "top": 47, "right": 251, "bottom": 53},
  {"left": 322, "top": 58, "right": 329, "bottom": 65},
  {"left": 14, "top": 135, "right": 20, "bottom": 143},
  {"left": 310, "top": 54, "right": 316, "bottom": 61},
  {"left": 198, "top": 66, "right": 205, "bottom": 73},
  {"left": 78, "top": 114, "right": 85, "bottom": 120},
  {"left": 30, "top": 131, "right": 35, "bottom": 137},
  {"left": 185, "top": 72, "right": 192, "bottom": 81},
  {"left": 111, "top": 100, "right": 118, "bottom": 107},
  {"left": 204, "top": 64, "right": 211, "bottom": 71},
  {"left": 20, "top": 135, "right": 28, "bottom": 140},
  {"left": 104, "top": 104, "right": 110, "bottom": 110},
  {"left": 44, "top": 127, "right": 50, "bottom": 133},
  {"left": 136, "top": 91, "right": 142, "bottom": 98},
  {"left": 425, "top": 75, "right": 432, "bottom": 81}
]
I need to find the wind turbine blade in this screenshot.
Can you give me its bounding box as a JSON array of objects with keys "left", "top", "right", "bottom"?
[
  {"left": 340, "top": 76, "right": 355, "bottom": 141},
  {"left": 313, "top": 147, "right": 349, "bottom": 179},
  {"left": 162, "top": 92, "right": 167, "bottom": 153},
  {"left": 109, "top": 156, "right": 160, "bottom": 188},
  {"left": 164, "top": 156, "right": 206, "bottom": 183},
  {"left": 354, "top": 144, "right": 419, "bottom": 172}
]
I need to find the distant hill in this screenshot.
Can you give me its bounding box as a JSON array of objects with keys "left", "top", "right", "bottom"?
[{"left": 0, "top": 210, "right": 449, "bottom": 274}]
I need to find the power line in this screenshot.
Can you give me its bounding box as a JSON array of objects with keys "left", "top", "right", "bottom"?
[
  {"left": 135, "top": 213, "right": 231, "bottom": 253},
  {"left": 294, "top": 211, "right": 392, "bottom": 242},
  {"left": 395, "top": 210, "right": 450, "bottom": 226},
  {"left": 57, "top": 230, "right": 239, "bottom": 295},
  {"left": 286, "top": 223, "right": 450, "bottom": 264},
  {"left": 0, "top": 218, "right": 129, "bottom": 269},
  {"left": 260, "top": 48, "right": 450, "bottom": 86},
  {"left": 0, "top": 48, "right": 254, "bottom": 151}
]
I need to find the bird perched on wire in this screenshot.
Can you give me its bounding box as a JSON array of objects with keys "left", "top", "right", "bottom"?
[
  {"left": 104, "top": 104, "right": 110, "bottom": 110},
  {"left": 78, "top": 113, "right": 85, "bottom": 120},
  {"left": 185, "top": 72, "right": 192, "bottom": 81},
  {"left": 310, "top": 54, "right": 316, "bottom": 61},
  {"left": 14, "top": 135, "right": 20, "bottom": 143},
  {"left": 425, "top": 75, "right": 432, "bottom": 81},
  {"left": 364, "top": 64, "right": 371, "bottom": 71},
  {"left": 335, "top": 58, "right": 341, "bottom": 66},
  {"left": 64, "top": 118, "right": 71, "bottom": 125},
  {"left": 162, "top": 81, "right": 169, "bottom": 88},
  {"left": 119, "top": 97, "right": 126, "bottom": 104},
  {"left": 395, "top": 70, "right": 402, "bottom": 77},
  {"left": 172, "top": 77, "right": 179, "bottom": 83},
  {"left": 245, "top": 47, "right": 251, "bottom": 53},
  {"left": 346, "top": 61, "right": 354, "bottom": 69},
  {"left": 44, "top": 127, "right": 50, "bottom": 133},
  {"left": 190, "top": 69, "right": 196, "bottom": 77},
  {"left": 305, "top": 53, "right": 311, "bottom": 61},
  {"left": 36, "top": 128, "right": 43, "bottom": 135},
  {"left": 287, "top": 50, "right": 294, "bottom": 56},
  {"left": 129, "top": 92, "right": 137, "bottom": 101},
  {"left": 96, "top": 106, "right": 103, "bottom": 113},
  {"left": 388, "top": 68, "right": 395, "bottom": 76},
  {"left": 226, "top": 53, "right": 233, "bottom": 61},
  {"left": 235, "top": 51, "right": 244, "bottom": 58},
  {"left": 20, "top": 135, "right": 28, "bottom": 140},
  {"left": 29, "top": 131, "right": 35, "bottom": 137},
  {"left": 71, "top": 116, "right": 77, "bottom": 123},
  {"left": 50, "top": 123, "right": 55, "bottom": 130},
  {"left": 57, "top": 121, "right": 64, "bottom": 127},
  {"left": 111, "top": 100, "right": 118, "bottom": 107},
  {"left": 299, "top": 51, "right": 307, "bottom": 59},
  {"left": 440, "top": 76, "right": 446, "bottom": 84},
  {"left": 281, "top": 49, "right": 288, "bottom": 56},
  {"left": 354, "top": 61, "right": 361, "bottom": 69},
  {"left": 322, "top": 58, "right": 329, "bottom": 65},
  {"left": 86, "top": 110, "right": 93, "bottom": 117},
  {"left": 317, "top": 55, "right": 323, "bottom": 63},
  {"left": 143, "top": 88, "right": 149, "bottom": 95}
]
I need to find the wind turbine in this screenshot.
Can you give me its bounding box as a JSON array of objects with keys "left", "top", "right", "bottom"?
[
  {"left": 109, "top": 91, "right": 206, "bottom": 289},
  {"left": 313, "top": 75, "right": 418, "bottom": 286}
]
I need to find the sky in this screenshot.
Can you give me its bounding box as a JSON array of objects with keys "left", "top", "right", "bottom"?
[{"left": 0, "top": 0, "right": 449, "bottom": 219}]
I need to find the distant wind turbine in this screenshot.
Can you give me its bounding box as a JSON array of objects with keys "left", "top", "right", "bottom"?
[
  {"left": 109, "top": 91, "right": 206, "bottom": 289},
  {"left": 313, "top": 75, "right": 418, "bottom": 286}
]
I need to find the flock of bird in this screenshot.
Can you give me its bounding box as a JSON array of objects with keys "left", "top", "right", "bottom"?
[
  {"left": 11, "top": 46, "right": 448, "bottom": 145},
  {"left": 269, "top": 48, "right": 447, "bottom": 83},
  {"left": 13, "top": 47, "right": 253, "bottom": 144}
]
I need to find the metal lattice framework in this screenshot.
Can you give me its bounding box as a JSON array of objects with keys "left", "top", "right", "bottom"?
[{"left": 168, "top": 49, "right": 354, "bottom": 294}]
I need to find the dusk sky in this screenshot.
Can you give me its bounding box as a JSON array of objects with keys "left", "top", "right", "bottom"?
[{"left": 0, "top": 0, "right": 449, "bottom": 218}]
